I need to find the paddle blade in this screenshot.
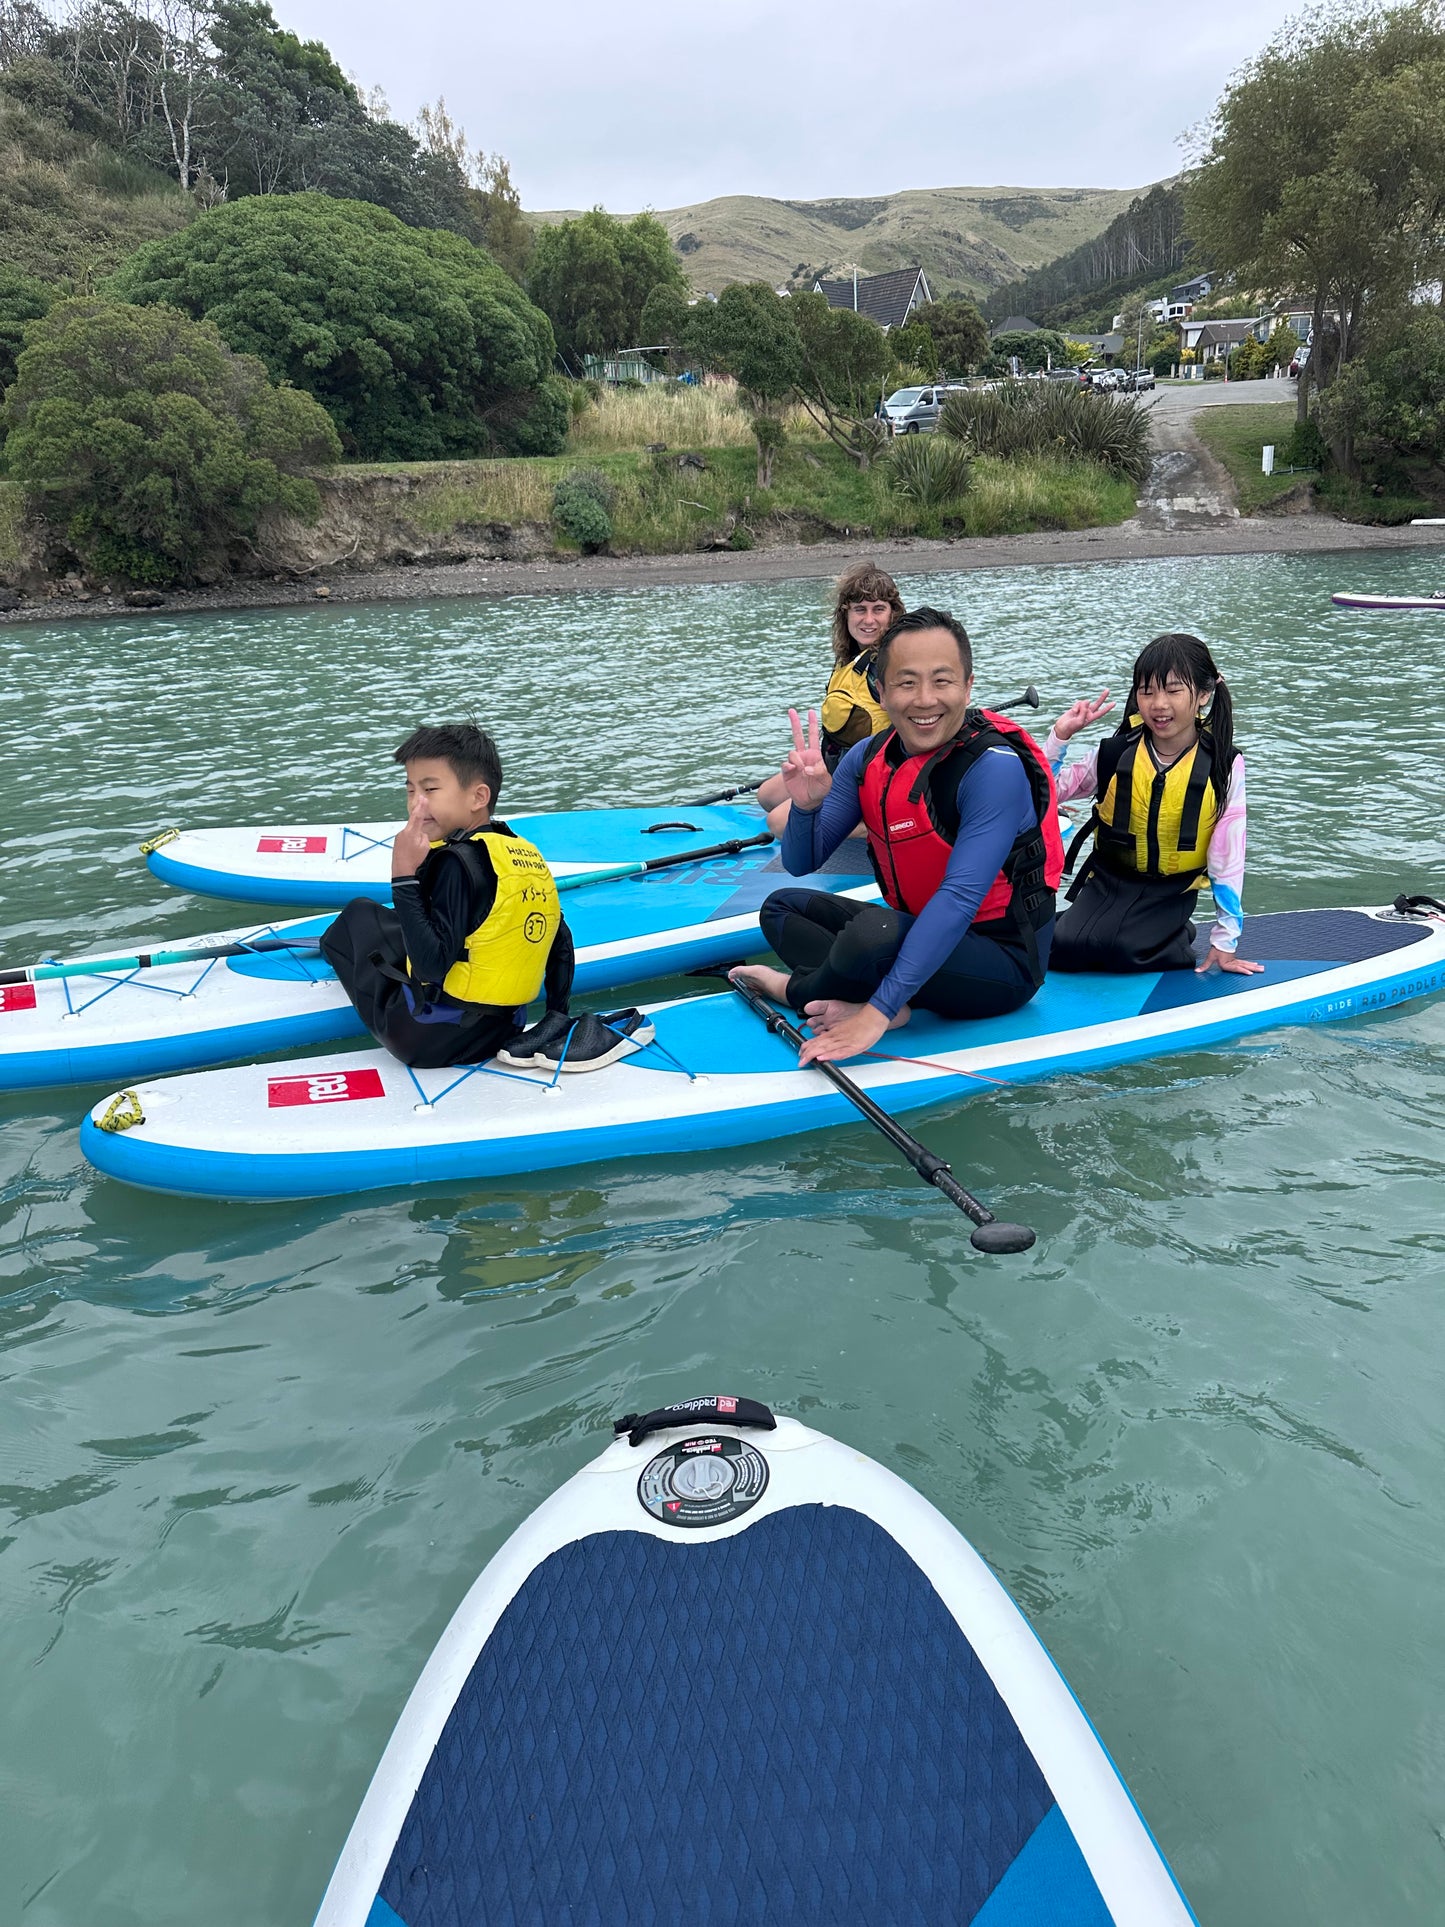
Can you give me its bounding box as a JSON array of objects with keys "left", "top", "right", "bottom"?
[{"left": 969, "top": 1221, "right": 1037, "bottom": 1254}]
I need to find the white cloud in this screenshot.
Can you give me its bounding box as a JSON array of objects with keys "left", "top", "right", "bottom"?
[{"left": 280, "top": 0, "right": 1302, "bottom": 209}]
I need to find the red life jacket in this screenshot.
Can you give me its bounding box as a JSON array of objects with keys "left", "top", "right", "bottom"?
[{"left": 858, "top": 713, "right": 1064, "bottom": 974}]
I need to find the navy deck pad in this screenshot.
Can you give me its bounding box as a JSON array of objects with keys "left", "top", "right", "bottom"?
[{"left": 377, "top": 1506, "right": 1108, "bottom": 1927}]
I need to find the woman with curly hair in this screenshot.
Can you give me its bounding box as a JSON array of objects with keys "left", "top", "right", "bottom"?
[{"left": 759, "top": 561, "right": 905, "bottom": 831}]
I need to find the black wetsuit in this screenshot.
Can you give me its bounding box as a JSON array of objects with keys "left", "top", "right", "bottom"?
[{"left": 320, "top": 820, "right": 574, "bottom": 1069}]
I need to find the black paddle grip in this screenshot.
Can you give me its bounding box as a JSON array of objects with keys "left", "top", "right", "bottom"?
[{"left": 614, "top": 1396, "right": 777, "bottom": 1448}]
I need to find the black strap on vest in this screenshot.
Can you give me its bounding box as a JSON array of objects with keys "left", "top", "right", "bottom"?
[
  {"left": 863, "top": 716, "right": 1055, "bottom": 986},
  {"left": 1065, "top": 727, "right": 1227, "bottom": 886}
]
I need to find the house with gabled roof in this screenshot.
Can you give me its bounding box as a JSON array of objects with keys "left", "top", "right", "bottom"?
[{"left": 812, "top": 266, "right": 931, "bottom": 331}]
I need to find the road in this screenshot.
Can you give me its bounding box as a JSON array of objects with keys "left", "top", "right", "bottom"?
[{"left": 1137, "top": 376, "right": 1295, "bottom": 528}]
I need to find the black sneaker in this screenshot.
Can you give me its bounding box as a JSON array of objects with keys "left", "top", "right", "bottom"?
[
  {"left": 496, "top": 1010, "right": 574, "bottom": 1067},
  {"left": 499, "top": 1008, "right": 656, "bottom": 1072}
]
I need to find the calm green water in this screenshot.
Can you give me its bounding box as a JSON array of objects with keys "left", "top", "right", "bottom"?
[{"left": 2, "top": 551, "right": 1444, "bottom": 1927}]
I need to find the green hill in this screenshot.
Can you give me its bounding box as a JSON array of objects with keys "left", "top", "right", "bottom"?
[
  {"left": 534, "top": 182, "right": 1147, "bottom": 300},
  {"left": 0, "top": 98, "right": 193, "bottom": 284}
]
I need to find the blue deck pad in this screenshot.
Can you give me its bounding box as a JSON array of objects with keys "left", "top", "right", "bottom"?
[
  {"left": 377, "top": 1506, "right": 1107, "bottom": 1927},
  {"left": 645, "top": 910, "right": 1435, "bottom": 1078},
  {"left": 224, "top": 915, "right": 337, "bottom": 981}
]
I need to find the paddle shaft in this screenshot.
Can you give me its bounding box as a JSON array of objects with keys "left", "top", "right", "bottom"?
[
  {"left": 730, "top": 979, "right": 1003, "bottom": 1228},
  {"left": 689, "top": 778, "right": 771, "bottom": 805},
  {"left": 3, "top": 834, "right": 773, "bottom": 985},
  {"left": 0, "top": 935, "right": 324, "bottom": 987},
  {"left": 556, "top": 832, "right": 772, "bottom": 892}
]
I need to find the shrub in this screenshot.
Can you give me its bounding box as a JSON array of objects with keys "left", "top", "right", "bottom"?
[
  {"left": 552, "top": 471, "right": 614, "bottom": 550},
  {"left": 939, "top": 382, "right": 1152, "bottom": 483},
  {"left": 3, "top": 298, "right": 341, "bottom": 585},
  {"left": 1279, "top": 419, "right": 1326, "bottom": 469},
  {"left": 884, "top": 432, "right": 973, "bottom": 507},
  {"left": 110, "top": 194, "right": 565, "bottom": 461}
]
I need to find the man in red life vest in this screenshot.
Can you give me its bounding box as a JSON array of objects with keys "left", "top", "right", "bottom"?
[{"left": 731, "top": 608, "right": 1062, "bottom": 1066}]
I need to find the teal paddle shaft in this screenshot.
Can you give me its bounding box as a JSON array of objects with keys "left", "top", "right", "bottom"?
[
  {"left": 2, "top": 834, "right": 773, "bottom": 985},
  {"left": 731, "top": 978, "right": 1036, "bottom": 1254},
  {"left": 0, "top": 935, "right": 324, "bottom": 987},
  {"left": 555, "top": 831, "right": 772, "bottom": 893}
]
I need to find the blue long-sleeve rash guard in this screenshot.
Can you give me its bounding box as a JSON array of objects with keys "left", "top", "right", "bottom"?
[{"left": 781, "top": 738, "right": 1038, "bottom": 1019}]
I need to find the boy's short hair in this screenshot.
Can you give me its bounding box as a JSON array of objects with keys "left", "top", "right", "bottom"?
[
  {"left": 393, "top": 723, "right": 503, "bottom": 799},
  {"left": 873, "top": 607, "right": 973, "bottom": 685}
]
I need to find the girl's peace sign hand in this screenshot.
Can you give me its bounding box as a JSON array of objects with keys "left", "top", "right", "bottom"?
[
  {"left": 780, "top": 707, "right": 833, "bottom": 811},
  {"left": 1052, "top": 689, "right": 1115, "bottom": 743}
]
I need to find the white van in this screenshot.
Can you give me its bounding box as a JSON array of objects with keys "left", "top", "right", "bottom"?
[{"left": 883, "top": 384, "right": 968, "bottom": 434}]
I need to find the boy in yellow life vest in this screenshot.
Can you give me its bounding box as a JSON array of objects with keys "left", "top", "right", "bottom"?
[
  {"left": 1045, "top": 633, "right": 1263, "bottom": 976},
  {"left": 320, "top": 723, "right": 576, "bottom": 1069}
]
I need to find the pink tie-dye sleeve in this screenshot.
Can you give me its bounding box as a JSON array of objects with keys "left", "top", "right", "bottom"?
[
  {"left": 1206, "top": 754, "right": 1247, "bottom": 952},
  {"left": 1044, "top": 729, "right": 1099, "bottom": 806}
]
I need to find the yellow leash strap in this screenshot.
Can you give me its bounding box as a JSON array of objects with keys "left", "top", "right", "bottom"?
[
  {"left": 138, "top": 828, "right": 180, "bottom": 856},
  {"left": 96, "top": 1090, "right": 145, "bottom": 1134}
]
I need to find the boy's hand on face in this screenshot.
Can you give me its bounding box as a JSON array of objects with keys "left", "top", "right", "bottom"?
[{"left": 392, "top": 792, "right": 433, "bottom": 878}]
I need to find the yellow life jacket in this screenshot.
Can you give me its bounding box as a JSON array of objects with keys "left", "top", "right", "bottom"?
[
  {"left": 819, "top": 651, "right": 889, "bottom": 759},
  {"left": 413, "top": 830, "right": 561, "bottom": 1006},
  {"left": 1092, "top": 725, "right": 1223, "bottom": 887}
]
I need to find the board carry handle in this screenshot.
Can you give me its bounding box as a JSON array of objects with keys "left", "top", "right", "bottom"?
[{"left": 614, "top": 1396, "right": 777, "bottom": 1448}]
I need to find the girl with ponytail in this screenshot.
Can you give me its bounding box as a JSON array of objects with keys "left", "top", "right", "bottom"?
[{"left": 1043, "top": 633, "right": 1260, "bottom": 976}]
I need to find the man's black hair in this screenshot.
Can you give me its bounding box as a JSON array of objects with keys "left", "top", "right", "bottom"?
[
  {"left": 393, "top": 723, "right": 502, "bottom": 799},
  {"left": 873, "top": 606, "right": 973, "bottom": 685}
]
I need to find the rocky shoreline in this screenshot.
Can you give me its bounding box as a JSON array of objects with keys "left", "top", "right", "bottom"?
[{"left": 1, "top": 509, "right": 1441, "bottom": 626}]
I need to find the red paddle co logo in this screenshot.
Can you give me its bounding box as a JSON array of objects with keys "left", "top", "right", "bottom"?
[
  {"left": 267, "top": 1069, "right": 385, "bottom": 1108},
  {"left": 256, "top": 835, "right": 328, "bottom": 854}
]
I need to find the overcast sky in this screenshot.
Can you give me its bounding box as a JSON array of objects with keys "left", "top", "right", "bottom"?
[{"left": 281, "top": 0, "right": 1302, "bottom": 211}]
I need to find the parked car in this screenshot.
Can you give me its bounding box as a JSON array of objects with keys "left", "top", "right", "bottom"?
[
  {"left": 883, "top": 383, "right": 970, "bottom": 433},
  {"left": 1126, "top": 368, "right": 1156, "bottom": 391}
]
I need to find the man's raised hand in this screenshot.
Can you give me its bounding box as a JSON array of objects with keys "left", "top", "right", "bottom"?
[{"left": 780, "top": 707, "right": 832, "bottom": 812}]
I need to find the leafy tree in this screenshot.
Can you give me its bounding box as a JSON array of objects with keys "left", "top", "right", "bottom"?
[
  {"left": 2, "top": 296, "right": 339, "bottom": 582},
  {"left": 688, "top": 282, "right": 800, "bottom": 485},
  {"left": 638, "top": 282, "right": 692, "bottom": 349},
  {"left": 0, "top": 264, "right": 53, "bottom": 393},
  {"left": 910, "top": 297, "right": 989, "bottom": 375},
  {"left": 888, "top": 318, "right": 938, "bottom": 377},
  {"left": 109, "top": 192, "right": 566, "bottom": 459},
  {"left": 1315, "top": 304, "right": 1445, "bottom": 473},
  {"left": 529, "top": 209, "right": 687, "bottom": 363},
  {"left": 790, "top": 290, "right": 890, "bottom": 467},
  {"left": 989, "top": 327, "right": 1069, "bottom": 373},
  {"left": 1188, "top": 1, "right": 1445, "bottom": 433}
]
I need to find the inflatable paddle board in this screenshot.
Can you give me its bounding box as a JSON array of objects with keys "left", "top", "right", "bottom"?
[
  {"left": 1331, "top": 590, "right": 1445, "bottom": 611},
  {"left": 312, "top": 1396, "right": 1196, "bottom": 1927},
  {"left": 3, "top": 844, "right": 877, "bottom": 1092},
  {"left": 82, "top": 905, "right": 1445, "bottom": 1200},
  {"left": 143, "top": 803, "right": 770, "bottom": 907}
]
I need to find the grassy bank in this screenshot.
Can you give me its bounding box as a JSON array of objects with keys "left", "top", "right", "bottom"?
[
  {"left": 0, "top": 482, "right": 22, "bottom": 573},
  {"left": 1191, "top": 403, "right": 1312, "bottom": 512},
  {"left": 349, "top": 441, "right": 1135, "bottom": 555}
]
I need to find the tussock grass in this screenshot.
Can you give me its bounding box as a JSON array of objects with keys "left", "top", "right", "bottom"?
[
  {"left": 0, "top": 482, "right": 24, "bottom": 573},
  {"left": 566, "top": 379, "right": 819, "bottom": 453},
  {"left": 941, "top": 382, "right": 1152, "bottom": 483},
  {"left": 956, "top": 457, "right": 1136, "bottom": 536}
]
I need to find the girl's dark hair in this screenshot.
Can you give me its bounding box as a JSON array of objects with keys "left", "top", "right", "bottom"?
[
  {"left": 1120, "top": 632, "right": 1234, "bottom": 774},
  {"left": 873, "top": 606, "right": 973, "bottom": 685},
  {"left": 394, "top": 722, "right": 503, "bottom": 799},
  {"left": 829, "top": 560, "right": 906, "bottom": 664}
]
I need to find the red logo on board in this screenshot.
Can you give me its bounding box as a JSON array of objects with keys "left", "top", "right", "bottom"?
[
  {"left": 257, "top": 836, "right": 328, "bottom": 855},
  {"left": 717, "top": 1396, "right": 738, "bottom": 1414},
  {"left": 267, "top": 1068, "right": 385, "bottom": 1108},
  {"left": 1, "top": 985, "right": 37, "bottom": 1012}
]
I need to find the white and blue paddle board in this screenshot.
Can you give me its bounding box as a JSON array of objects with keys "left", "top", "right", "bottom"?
[
  {"left": 2, "top": 844, "right": 877, "bottom": 1092},
  {"left": 144, "top": 803, "right": 770, "bottom": 908},
  {"left": 1331, "top": 590, "right": 1445, "bottom": 611},
  {"left": 81, "top": 905, "right": 1445, "bottom": 1199},
  {"left": 312, "top": 1396, "right": 1196, "bottom": 1927}
]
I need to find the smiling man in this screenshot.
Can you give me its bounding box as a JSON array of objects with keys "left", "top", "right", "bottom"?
[{"left": 730, "top": 608, "right": 1063, "bottom": 1065}]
